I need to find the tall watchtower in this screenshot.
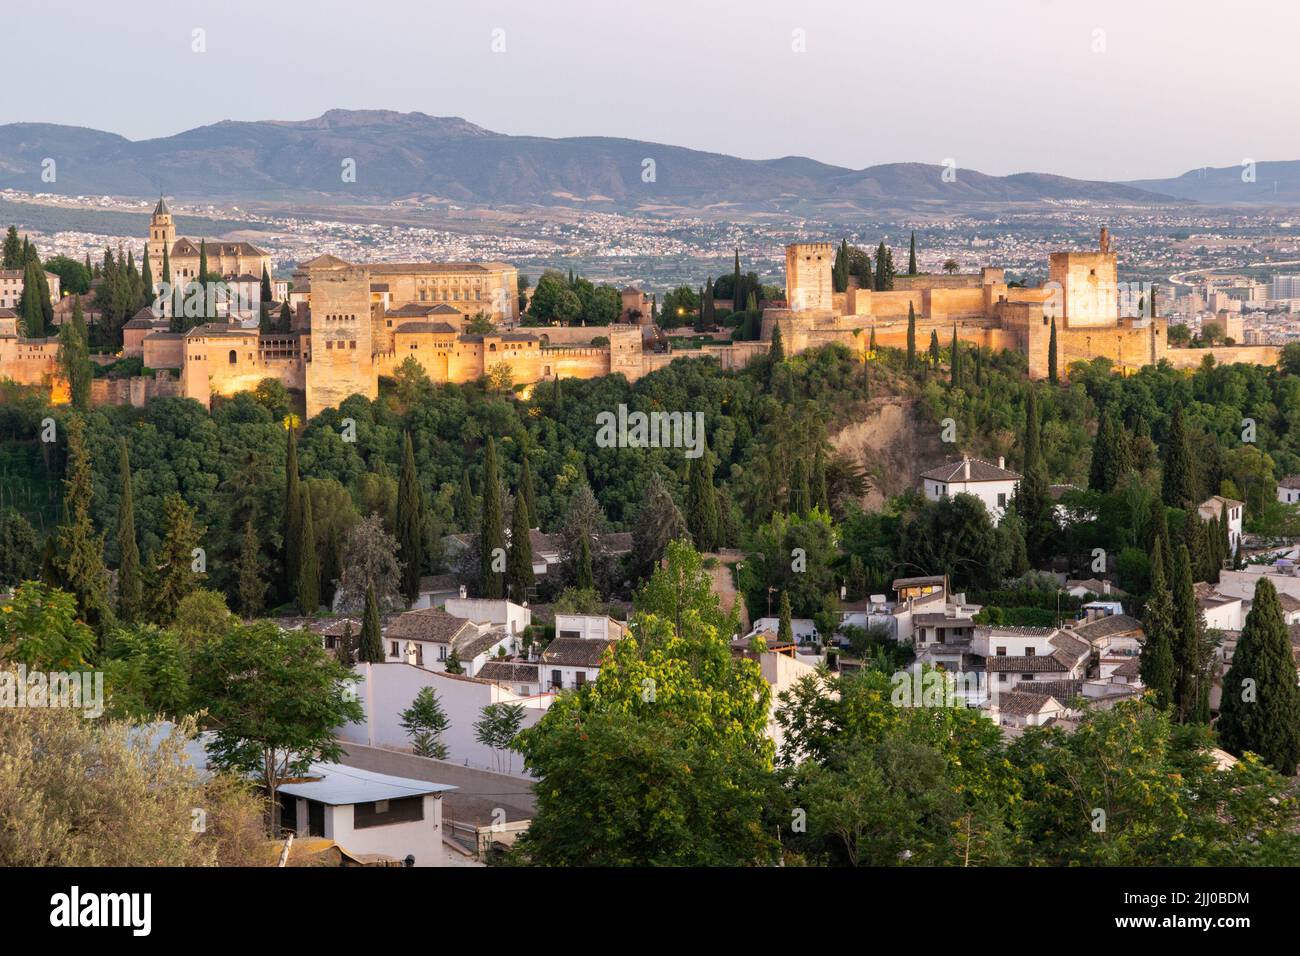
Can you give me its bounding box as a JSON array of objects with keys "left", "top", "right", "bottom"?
[
  {"left": 1047, "top": 226, "right": 1119, "bottom": 328},
  {"left": 784, "top": 242, "right": 835, "bottom": 313},
  {"left": 304, "top": 257, "right": 376, "bottom": 418},
  {"left": 147, "top": 197, "right": 176, "bottom": 278}
]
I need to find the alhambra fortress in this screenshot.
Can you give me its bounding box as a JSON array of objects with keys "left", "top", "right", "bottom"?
[{"left": 0, "top": 207, "right": 1282, "bottom": 416}]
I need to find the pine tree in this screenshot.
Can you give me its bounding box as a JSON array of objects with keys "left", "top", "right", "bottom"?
[
  {"left": 778, "top": 591, "right": 793, "bottom": 643},
  {"left": 811, "top": 443, "right": 829, "bottom": 512},
  {"left": 906, "top": 302, "right": 916, "bottom": 368},
  {"left": 397, "top": 432, "right": 424, "bottom": 606},
  {"left": 507, "top": 492, "right": 534, "bottom": 601},
  {"left": 236, "top": 519, "right": 266, "bottom": 618},
  {"left": 788, "top": 456, "right": 810, "bottom": 517},
  {"left": 1217, "top": 578, "right": 1300, "bottom": 774},
  {"left": 1089, "top": 408, "right": 1131, "bottom": 494},
  {"left": 519, "top": 453, "right": 537, "bottom": 528},
  {"left": 686, "top": 447, "right": 720, "bottom": 552},
  {"left": 150, "top": 493, "right": 204, "bottom": 624},
  {"left": 358, "top": 583, "right": 385, "bottom": 663},
  {"left": 1048, "top": 316, "right": 1059, "bottom": 384},
  {"left": 297, "top": 485, "right": 320, "bottom": 615},
  {"left": 284, "top": 426, "right": 302, "bottom": 596},
  {"left": 1140, "top": 543, "right": 1177, "bottom": 710},
  {"left": 575, "top": 533, "right": 594, "bottom": 592},
  {"left": 632, "top": 472, "right": 689, "bottom": 575},
  {"left": 115, "top": 439, "right": 142, "bottom": 623},
  {"left": 400, "top": 687, "right": 451, "bottom": 759},
  {"left": 1162, "top": 403, "right": 1197, "bottom": 510},
  {"left": 54, "top": 416, "right": 110, "bottom": 634},
  {"left": 444, "top": 649, "right": 465, "bottom": 675},
  {"left": 479, "top": 437, "right": 505, "bottom": 598},
  {"left": 908, "top": 231, "right": 917, "bottom": 275},
  {"left": 1171, "top": 543, "right": 1205, "bottom": 724}
]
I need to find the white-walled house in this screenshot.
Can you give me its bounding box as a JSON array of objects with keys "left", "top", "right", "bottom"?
[
  {"left": 277, "top": 763, "right": 456, "bottom": 867},
  {"left": 1198, "top": 495, "right": 1244, "bottom": 551},
  {"left": 919, "top": 456, "right": 1021, "bottom": 526},
  {"left": 383, "top": 607, "right": 515, "bottom": 677},
  {"left": 979, "top": 626, "right": 1091, "bottom": 695},
  {"left": 539, "top": 637, "right": 615, "bottom": 692},
  {"left": 444, "top": 598, "right": 531, "bottom": 638},
  {"left": 989, "top": 690, "right": 1067, "bottom": 728},
  {"left": 554, "top": 613, "right": 626, "bottom": 642},
  {"left": 1278, "top": 476, "right": 1300, "bottom": 506},
  {"left": 475, "top": 661, "right": 542, "bottom": 696},
  {"left": 744, "top": 616, "right": 818, "bottom": 645}
]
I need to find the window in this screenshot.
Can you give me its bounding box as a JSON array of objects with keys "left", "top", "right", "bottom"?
[
  {"left": 575, "top": 672, "right": 587, "bottom": 687},
  {"left": 996, "top": 646, "right": 1006, "bottom": 656},
  {"left": 390, "top": 641, "right": 399, "bottom": 657},
  {"left": 551, "top": 669, "right": 562, "bottom": 689},
  {"left": 997, "top": 493, "right": 1007, "bottom": 508},
  {"left": 1021, "top": 674, "right": 1034, "bottom": 681},
  {"left": 354, "top": 795, "right": 424, "bottom": 829},
  {"left": 1025, "top": 647, "right": 1035, "bottom": 656},
  {"left": 999, "top": 673, "right": 1008, "bottom": 683},
  {"left": 228, "top": 349, "right": 237, "bottom": 364}
]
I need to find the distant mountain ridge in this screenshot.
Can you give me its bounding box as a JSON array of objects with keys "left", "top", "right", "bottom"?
[
  {"left": 1125, "top": 160, "right": 1300, "bottom": 205},
  {"left": 0, "top": 109, "right": 1207, "bottom": 210}
]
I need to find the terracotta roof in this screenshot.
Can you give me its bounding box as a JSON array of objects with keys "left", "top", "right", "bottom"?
[
  {"left": 920, "top": 456, "right": 1021, "bottom": 482},
  {"left": 1279, "top": 475, "right": 1300, "bottom": 490},
  {"left": 540, "top": 637, "right": 614, "bottom": 668},
  {"left": 987, "top": 654, "right": 1073, "bottom": 673},
  {"left": 892, "top": 575, "right": 946, "bottom": 590},
  {"left": 395, "top": 321, "right": 458, "bottom": 335},
  {"left": 385, "top": 608, "right": 475, "bottom": 645},
  {"left": 476, "top": 661, "right": 539, "bottom": 684},
  {"left": 1068, "top": 614, "right": 1143, "bottom": 642},
  {"left": 996, "top": 690, "right": 1061, "bottom": 716},
  {"left": 1113, "top": 657, "right": 1142, "bottom": 678}
]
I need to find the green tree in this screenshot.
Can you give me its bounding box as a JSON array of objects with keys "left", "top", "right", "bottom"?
[
  {"left": 908, "top": 231, "right": 917, "bottom": 275},
  {"left": 507, "top": 493, "right": 534, "bottom": 601},
  {"left": 778, "top": 590, "right": 793, "bottom": 644},
  {"left": 479, "top": 437, "right": 505, "bottom": 598},
  {"left": 150, "top": 493, "right": 205, "bottom": 624},
  {"left": 1015, "top": 388, "right": 1054, "bottom": 562},
  {"left": 283, "top": 426, "right": 302, "bottom": 597},
  {"left": 357, "top": 583, "right": 385, "bottom": 663},
  {"left": 400, "top": 687, "right": 451, "bottom": 759},
  {"left": 686, "top": 448, "right": 720, "bottom": 552},
  {"left": 396, "top": 432, "right": 424, "bottom": 605},
  {"left": 631, "top": 473, "right": 688, "bottom": 577},
  {"left": 574, "top": 533, "right": 595, "bottom": 591},
  {"left": 235, "top": 519, "right": 266, "bottom": 618},
  {"left": 906, "top": 302, "right": 916, "bottom": 368},
  {"left": 1162, "top": 403, "right": 1197, "bottom": 510},
  {"left": 194, "top": 620, "right": 364, "bottom": 835},
  {"left": 54, "top": 416, "right": 110, "bottom": 634},
  {"left": 1048, "top": 316, "right": 1059, "bottom": 385},
  {"left": 1170, "top": 543, "right": 1207, "bottom": 724},
  {"left": 769, "top": 323, "right": 785, "bottom": 364},
  {"left": 115, "top": 439, "right": 143, "bottom": 623},
  {"left": 0, "top": 510, "right": 39, "bottom": 588},
  {"left": 1089, "top": 408, "right": 1130, "bottom": 494},
  {"left": 518, "top": 453, "right": 537, "bottom": 528},
  {"left": 57, "top": 297, "right": 91, "bottom": 409},
  {"left": 1217, "top": 578, "right": 1300, "bottom": 775},
  {"left": 296, "top": 485, "right": 320, "bottom": 615},
  {"left": 1139, "top": 543, "right": 1177, "bottom": 710}
]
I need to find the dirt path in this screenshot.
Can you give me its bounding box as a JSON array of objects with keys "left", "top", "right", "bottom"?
[{"left": 705, "top": 549, "right": 750, "bottom": 634}]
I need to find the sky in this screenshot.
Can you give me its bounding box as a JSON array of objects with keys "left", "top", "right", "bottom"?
[{"left": 4, "top": 0, "right": 1297, "bottom": 182}]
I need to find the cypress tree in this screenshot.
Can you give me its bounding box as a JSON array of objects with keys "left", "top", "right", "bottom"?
[
  {"left": 1089, "top": 408, "right": 1131, "bottom": 494},
  {"left": 357, "top": 583, "right": 385, "bottom": 663},
  {"left": 833, "top": 239, "right": 849, "bottom": 293},
  {"left": 778, "top": 591, "right": 793, "bottom": 644},
  {"left": 788, "top": 456, "right": 810, "bottom": 517},
  {"left": 769, "top": 323, "right": 785, "bottom": 364},
  {"left": 141, "top": 248, "right": 153, "bottom": 297},
  {"left": 519, "top": 454, "right": 537, "bottom": 528},
  {"left": 1170, "top": 543, "right": 1205, "bottom": 724},
  {"left": 1146, "top": 496, "right": 1171, "bottom": 556},
  {"left": 1017, "top": 387, "right": 1054, "bottom": 562},
  {"left": 2, "top": 225, "right": 20, "bottom": 268},
  {"left": 908, "top": 231, "right": 917, "bottom": 275},
  {"left": 479, "top": 437, "right": 505, "bottom": 598},
  {"left": 928, "top": 329, "right": 940, "bottom": 368},
  {"left": 161, "top": 244, "right": 171, "bottom": 285},
  {"left": 686, "top": 447, "right": 720, "bottom": 552},
  {"left": 950, "top": 325, "right": 961, "bottom": 387},
  {"left": 115, "top": 439, "right": 142, "bottom": 623},
  {"left": 58, "top": 296, "right": 91, "bottom": 409},
  {"left": 732, "top": 249, "right": 741, "bottom": 313},
  {"left": 507, "top": 493, "right": 534, "bottom": 601},
  {"left": 236, "top": 518, "right": 266, "bottom": 618},
  {"left": 575, "top": 533, "right": 594, "bottom": 591},
  {"left": 397, "top": 432, "right": 424, "bottom": 605},
  {"left": 284, "top": 426, "right": 302, "bottom": 597},
  {"left": 150, "top": 493, "right": 204, "bottom": 625},
  {"left": 1048, "top": 316, "right": 1059, "bottom": 384},
  {"left": 55, "top": 416, "right": 110, "bottom": 634},
  {"left": 297, "top": 485, "right": 320, "bottom": 614},
  {"left": 1217, "top": 578, "right": 1300, "bottom": 774},
  {"left": 811, "top": 443, "right": 829, "bottom": 512},
  {"left": 457, "top": 468, "right": 476, "bottom": 532},
  {"left": 906, "top": 302, "right": 916, "bottom": 368},
  {"left": 1140, "top": 543, "right": 1177, "bottom": 710},
  {"left": 279, "top": 300, "right": 292, "bottom": 333},
  {"left": 19, "top": 258, "right": 46, "bottom": 337},
  {"left": 261, "top": 263, "right": 273, "bottom": 302},
  {"left": 1162, "top": 403, "right": 1197, "bottom": 510}
]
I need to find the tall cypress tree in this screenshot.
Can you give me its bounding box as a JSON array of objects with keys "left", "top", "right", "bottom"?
[
  {"left": 769, "top": 323, "right": 785, "bottom": 364},
  {"left": 397, "top": 432, "right": 424, "bottom": 605},
  {"left": 686, "top": 447, "right": 720, "bottom": 552},
  {"left": 732, "top": 248, "right": 741, "bottom": 313},
  {"left": 507, "top": 493, "right": 534, "bottom": 601},
  {"left": 19, "top": 258, "right": 46, "bottom": 337},
  {"left": 55, "top": 416, "right": 110, "bottom": 634},
  {"left": 833, "top": 239, "right": 849, "bottom": 293},
  {"left": 928, "top": 329, "right": 940, "bottom": 368},
  {"left": 1171, "top": 543, "right": 1206, "bottom": 724},
  {"left": 788, "top": 456, "right": 811, "bottom": 517},
  {"left": 457, "top": 467, "right": 476, "bottom": 533},
  {"left": 261, "top": 263, "right": 273, "bottom": 302},
  {"left": 778, "top": 591, "right": 793, "bottom": 643},
  {"left": 141, "top": 249, "right": 153, "bottom": 298},
  {"left": 950, "top": 325, "right": 961, "bottom": 387},
  {"left": 1016, "top": 387, "right": 1054, "bottom": 562},
  {"left": 236, "top": 518, "right": 266, "bottom": 618},
  {"left": 1140, "top": 543, "right": 1177, "bottom": 710},
  {"left": 908, "top": 231, "right": 917, "bottom": 275},
  {"left": 150, "top": 493, "right": 204, "bottom": 625},
  {"left": 1217, "top": 578, "right": 1300, "bottom": 774},
  {"left": 116, "top": 439, "right": 142, "bottom": 623},
  {"left": 479, "top": 437, "right": 505, "bottom": 598},
  {"left": 297, "top": 485, "right": 320, "bottom": 615},
  {"left": 811, "top": 443, "right": 829, "bottom": 513},
  {"left": 283, "top": 426, "right": 302, "bottom": 597},
  {"left": 358, "top": 583, "right": 385, "bottom": 663},
  {"left": 1162, "top": 403, "right": 1197, "bottom": 510},
  {"left": 196, "top": 238, "right": 209, "bottom": 319},
  {"left": 1089, "top": 408, "right": 1131, "bottom": 494},
  {"left": 519, "top": 454, "right": 537, "bottom": 528},
  {"left": 906, "top": 302, "right": 916, "bottom": 368},
  {"left": 1048, "top": 316, "right": 1059, "bottom": 385},
  {"left": 575, "top": 533, "right": 594, "bottom": 591}
]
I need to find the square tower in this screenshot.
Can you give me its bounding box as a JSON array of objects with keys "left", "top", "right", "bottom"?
[
  {"left": 785, "top": 242, "right": 835, "bottom": 312},
  {"left": 305, "top": 261, "right": 376, "bottom": 418},
  {"left": 1048, "top": 228, "right": 1118, "bottom": 328}
]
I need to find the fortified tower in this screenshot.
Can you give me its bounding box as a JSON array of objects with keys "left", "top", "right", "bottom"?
[
  {"left": 147, "top": 197, "right": 176, "bottom": 280},
  {"left": 784, "top": 242, "right": 835, "bottom": 313},
  {"left": 304, "top": 258, "right": 376, "bottom": 418},
  {"left": 1048, "top": 226, "right": 1119, "bottom": 328}
]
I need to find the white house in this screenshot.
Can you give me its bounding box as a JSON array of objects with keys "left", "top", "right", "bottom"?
[
  {"left": 1198, "top": 495, "right": 1244, "bottom": 551},
  {"left": 539, "top": 637, "right": 615, "bottom": 691},
  {"left": 1278, "top": 475, "right": 1300, "bottom": 506},
  {"left": 554, "top": 613, "right": 627, "bottom": 642},
  {"left": 383, "top": 607, "right": 515, "bottom": 677},
  {"left": 989, "top": 689, "right": 1067, "bottom": 728},
  {"left": 475, "top": 661, "right": 542, "bottom": 697},
  {"left": 980, "top": 626, "right": 1091, "bottom": 695},
  {"left": 918, "top": 456, "right": 1021, "bottom": 526},
  {"left": 745, "top": 616, "right": 818, "bottom": 644},
  {"left": 444, "top": 597, "right": 532, "bottom": 637},
  {"left": 276, "top": 762, "right": 456, "bottom": 867}
]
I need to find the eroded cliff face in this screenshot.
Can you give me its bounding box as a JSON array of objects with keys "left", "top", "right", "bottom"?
[{"left": 830, "top": 396, "right": 947, "bottom": 510}]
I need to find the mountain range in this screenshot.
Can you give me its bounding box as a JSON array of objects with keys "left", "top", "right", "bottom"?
[{"left": 0, "top": 109, "right": 1295, "bottom": 211}]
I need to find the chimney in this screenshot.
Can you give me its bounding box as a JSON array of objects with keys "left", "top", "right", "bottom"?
[
  {"left": 963, "top": 458, "right": 971, "bottom": 480},
  {"left": 458, "top": 584, "right": 467, "bottom": 599},
  {"left": 998, "top": 456, "right": 1005, "bottom": 469}
]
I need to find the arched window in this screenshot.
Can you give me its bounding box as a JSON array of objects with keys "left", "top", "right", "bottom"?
[{"left": 228, "top": 349, "right": 237, "bottom": 364}]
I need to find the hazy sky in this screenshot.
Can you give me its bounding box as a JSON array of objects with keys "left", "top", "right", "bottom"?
[{"left": 6, "top": 0, "right": 1297, "bottom": 181}]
